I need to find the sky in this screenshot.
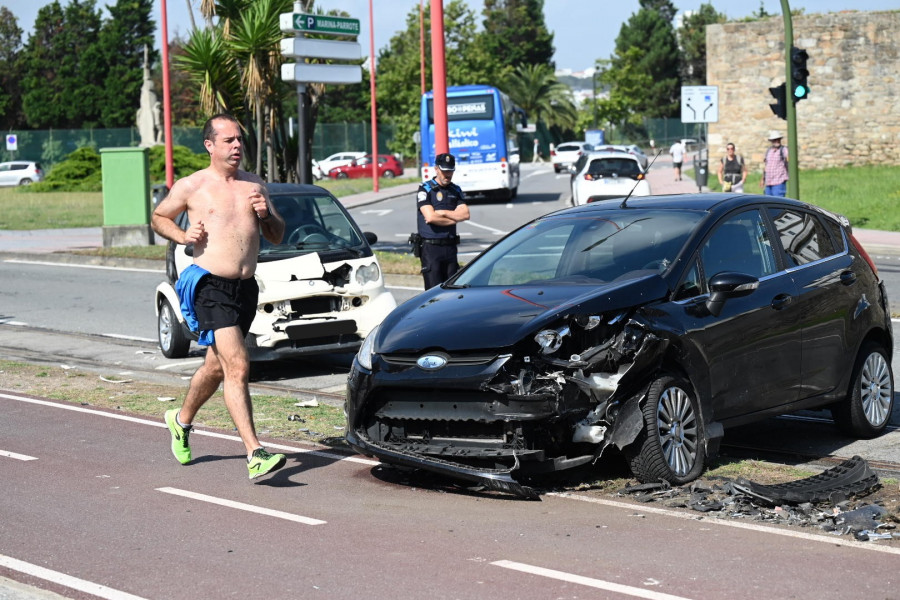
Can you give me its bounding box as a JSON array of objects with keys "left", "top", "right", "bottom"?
[{"left": 5, "top": 0, "right": 898, "bottom": 73}]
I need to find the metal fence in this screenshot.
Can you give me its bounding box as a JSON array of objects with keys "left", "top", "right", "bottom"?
[
  {"left": 1, "top": 119, "right": 695, "bottom": 171},
  {"left": 1, "top": 123, "right": 398, "bottom": 170}
]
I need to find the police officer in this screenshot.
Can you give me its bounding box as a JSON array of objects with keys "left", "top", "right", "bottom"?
[{"left": 415, "top": 152, "right": 470, "bottom": 289}]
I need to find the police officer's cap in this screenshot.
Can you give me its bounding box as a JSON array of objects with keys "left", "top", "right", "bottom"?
[{"left": 435, "top": 153, "right": 456, "bottom": 172}]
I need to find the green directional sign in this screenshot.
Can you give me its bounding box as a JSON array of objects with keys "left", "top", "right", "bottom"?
[{"left": 290, "top": 13, "right": 360, "bottom": 36}]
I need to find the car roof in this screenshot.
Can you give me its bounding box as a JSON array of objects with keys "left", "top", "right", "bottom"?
[
  {"left": 552, "top": 193, "right": 826, "bottom": 217},
  {"left": 266, "top": 182, "right": 335, "bottom": 195}
]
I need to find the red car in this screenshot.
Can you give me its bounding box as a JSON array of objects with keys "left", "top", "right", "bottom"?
[{"left": 328, "top": 154, "right": 404, "bottom": 179}]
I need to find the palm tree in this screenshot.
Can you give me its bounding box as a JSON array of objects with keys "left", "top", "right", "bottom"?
[
  {"left": 227, "top": 0, "right": 290, "bottom": 177},
  {"left": 174, "top": 27, "right": 241, "bottom": 117},
  {"left": 502, "top": 64, "right": 578, "bottom": 132}
]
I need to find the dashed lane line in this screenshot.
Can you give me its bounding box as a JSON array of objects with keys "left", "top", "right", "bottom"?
[
  {"left": 0, "top": 553, "right": 149, "bottom": 600},
  {"left": 0, "top": 449, "right": 38, "bottom": 461},
  {"left": 156, "top": 487, "right": 326, "bottom": 525},
  {"left": 491, "top": 560, "right": 694, "bottom": 600}
]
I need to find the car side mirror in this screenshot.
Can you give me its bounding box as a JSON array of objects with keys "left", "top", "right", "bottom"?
[
  {"left": 364, "top": 231, "right": 378, "bottom": 245},
  {"left": 706, "top": 272, "right": 758, "bottom": 317}
]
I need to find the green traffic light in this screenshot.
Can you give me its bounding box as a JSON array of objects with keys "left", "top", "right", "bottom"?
[{"left": 794, "top": 86, "right": 807, "bottom": 99}]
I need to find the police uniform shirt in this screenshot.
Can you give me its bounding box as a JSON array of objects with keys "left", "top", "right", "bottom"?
[{"left": 416, "top": 178, "right": 465, "bottom": 239}]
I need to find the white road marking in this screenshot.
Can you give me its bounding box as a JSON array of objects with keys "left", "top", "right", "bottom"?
[
  {"left": 156, "top": 487, "right": 327, "bottom": 525},
  {"left": 0, "top": 392, "right": 379, "bottom": 467},
  {"left": 361, "top": 209, "right": 392, "bottom": 217},
  {"left": 547, "top": 492, "right": 900, "bottom": 556},
  {"left": 3, "top": 259, "right": 163, "bottom": 273},
  {"left": 387, "top": 285, "right": 424, "bottom": 291},
  {"left": 464, "top": 220, "right": 506, "bottom": 235},
  {"left": 155, "top": 359, "right": 205, "bottom": 370},
  {"left": 103, "top": 333, "right": 156, "bottom": 343},
  {"left": 0, "top": 449, "right": 38, "bottom": 461},
  {"left": 0, "top": 553, "right": 149, "bottom": 600},
  {"left": 491, "top": 560, "right": 694, "bottom": 600}
]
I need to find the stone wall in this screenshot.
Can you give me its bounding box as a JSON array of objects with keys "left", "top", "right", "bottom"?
[{"left": 705, "top": 10, "right": 900, "bottom": 172}]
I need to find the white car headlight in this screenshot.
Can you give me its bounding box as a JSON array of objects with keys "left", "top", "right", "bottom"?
[
  {"left": 356, "top": 323, "right": 380, "bottom": 370},
  {"left": 356, "top": 262, "right": 381, "bottom": 285}
]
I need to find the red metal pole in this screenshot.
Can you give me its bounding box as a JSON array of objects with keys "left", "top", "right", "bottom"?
[
  {"left": 160, "top": 0, "right": 174, "bottom": 189},
  {"left": 419, "top": 0, "right": 425, "bottom": 96},
  {"left": 369, "top": 0, "right": 379, "bottom": 191},
  {"left": 430, "top": 0, "right": 448, "bottom": 154}
]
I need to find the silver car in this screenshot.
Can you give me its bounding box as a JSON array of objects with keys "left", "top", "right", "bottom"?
[{"left": 0, "top": 161, "right": 44, "bottom": 186}]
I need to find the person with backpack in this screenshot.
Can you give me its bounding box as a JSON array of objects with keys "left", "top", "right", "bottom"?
[
  {"left": 717, "top": 142, "right": 748, "bottom": 192},
  {"left": 761, "top": 130, "right": 789, "bottom": 197}
]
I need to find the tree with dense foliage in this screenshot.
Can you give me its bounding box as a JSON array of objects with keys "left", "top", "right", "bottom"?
[
  {"left": 609, "top": 6, "right": 681, "bottom": 118},
  {"left": 0, "top": 8, "right": 24, "bottom": 130},
  {"left": 376, "top": 0, "right": 498, "bottom": 158},
  {"left": 94, "top": 0, "right": 157, "bottom": 127},
  {"left": 20, "top": 0, "right": 104, "bottom": 128},
  {"left": 679, "top": 3, "right": 726, "bottom": 85},
  {"left": 477, "top": 0, "right": 555, "bottom": 70}
]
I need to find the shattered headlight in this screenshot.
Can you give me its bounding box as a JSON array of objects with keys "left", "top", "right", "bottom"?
[
  {"left": 534, "top": 325, "right": 570, "bottom": 355},
  {"left": 355, "top": 262, "right": 381, "bottom": 285},
  {"left": 356, "top": 323, "right": 380, "bottom": 370}
]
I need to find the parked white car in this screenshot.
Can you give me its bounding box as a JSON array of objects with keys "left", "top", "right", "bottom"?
[
  {"left": 551, "top": 141, "right": 592, "bottom": 173},
  {"left": 571, "top": 151, "right": 651, "bottom": 206},
  {"left": 154, "top": 183, "right": 397, "bottom": 359},
  {"left": 315, "top": 152, "right": 366, "bottom": 177},
  {"left": 0, "top": 161, "right": 44, "bottom": 186}
]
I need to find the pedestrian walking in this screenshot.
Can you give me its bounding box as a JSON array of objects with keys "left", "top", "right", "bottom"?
[
  {"left": 669, "top": 139, "right": 685, "bottom": 181},
  {"left": 151, "top": 113, "right": 288, "bottom": 480},
  {"left": 411, "top": 153, "right": 469, "bottom": 289},
  {"left": 532, "top": 138, "right": 543, "bottom": 162},
  {"left": 717, "top": 142, "right": 748, "bottom": 193},
  {"left": 761, "top": 130, "right": 789, "bottom": 197}
]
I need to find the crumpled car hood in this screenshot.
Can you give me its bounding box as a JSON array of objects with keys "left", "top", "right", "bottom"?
[{"left": 377, "top": 274, "right": 669, "bottom": 352}]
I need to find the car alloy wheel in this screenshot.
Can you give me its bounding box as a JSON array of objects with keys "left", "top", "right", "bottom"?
[
  {"left": 626, "top": 374, "right": 706, "bottom": 485},
  {"left": 158, "top": 298, "right": 190, "bottom": 359},
  {"left": 832, "top": 342, "right": 894, "bottom": 438}
]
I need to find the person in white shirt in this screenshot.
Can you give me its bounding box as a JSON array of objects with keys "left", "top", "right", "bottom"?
[{"left": 669, "top": 140, "right": 685, "bottom": 181}]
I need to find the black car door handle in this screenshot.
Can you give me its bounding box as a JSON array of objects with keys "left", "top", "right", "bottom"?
[
  {"left": 771, "top": 294, "right": 793, "bottom": 310},
  {"left": 840, "top": 270, "right": 857, "bottom": 286}
]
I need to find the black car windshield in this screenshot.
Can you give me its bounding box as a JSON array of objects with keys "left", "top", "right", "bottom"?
[
  {"left": 588, "top": 158, "right": 641, "bottom": 178},
  {"left": 260, "top": 193, "right": 369, "bottom": 261},
  {"left": 453, "top": 209, "right": 703, "bottom": 286}
]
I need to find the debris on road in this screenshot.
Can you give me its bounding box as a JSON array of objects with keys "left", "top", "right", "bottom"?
[{"left": 617, "top": 456, "right": 898, "bottom": 541}]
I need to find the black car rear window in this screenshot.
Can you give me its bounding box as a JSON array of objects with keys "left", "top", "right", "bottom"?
[{"left": 588, "top": 158, "right": 641, "bottom": 177}]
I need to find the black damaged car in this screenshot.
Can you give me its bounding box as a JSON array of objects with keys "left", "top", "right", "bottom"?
[{"left": 346, "top": 194, "right": 894, "bottom": 499}]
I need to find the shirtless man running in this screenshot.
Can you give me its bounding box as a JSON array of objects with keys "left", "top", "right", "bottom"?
[{"left": 152, "top": 113, "right": 287, "bottom": 480}]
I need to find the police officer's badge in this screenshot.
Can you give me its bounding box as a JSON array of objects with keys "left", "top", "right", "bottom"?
[{"left": 437, "top": 191, "right": 443, "bottom": 201}]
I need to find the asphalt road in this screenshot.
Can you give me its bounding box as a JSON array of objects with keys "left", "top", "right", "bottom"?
[{"left": 3, "top": 390, "right": 900, "bottom": 600}]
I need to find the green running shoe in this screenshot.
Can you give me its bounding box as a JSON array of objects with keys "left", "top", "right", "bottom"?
[
  {"left": 248, "top": 448, "right": 286, "bottom": 480},
  {"left": 165, "top": 409, "right": 192, "bottom": 464}
]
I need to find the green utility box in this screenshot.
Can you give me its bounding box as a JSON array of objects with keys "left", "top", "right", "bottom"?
[{"left": 100, "top": 147, "right": 153, "bottom": 247}]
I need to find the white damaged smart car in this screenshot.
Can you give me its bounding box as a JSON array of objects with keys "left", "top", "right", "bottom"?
[{"left": 154, "top": 183, "right": 397, "bottom": 359}]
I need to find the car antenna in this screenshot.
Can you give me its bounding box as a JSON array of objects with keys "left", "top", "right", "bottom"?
[{"left": 621, "top": 148, "right": 663, "bottom": 208}]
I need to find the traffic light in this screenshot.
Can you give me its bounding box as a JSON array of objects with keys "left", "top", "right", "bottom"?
[
  {"left": 791, "top": 46, "right": 810, "bottom": 102},
  {"left": 769, "top": 83, "right": 787, "bottom": 120}
]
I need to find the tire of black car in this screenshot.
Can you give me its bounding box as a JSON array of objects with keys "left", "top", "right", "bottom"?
[
  {"left": 831, "top": 341, "right": 894, "bottom": 438},
  {"left": 159, "top": 298, "right": 191, "bottom": 359},
  {"left": 626, "top": 374, "right": 706, "bottom": 485}
]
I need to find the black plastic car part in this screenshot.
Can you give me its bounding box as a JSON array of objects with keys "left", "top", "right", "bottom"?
[{"left": 732, "top": 455, "right": 879, "bottom": 505}]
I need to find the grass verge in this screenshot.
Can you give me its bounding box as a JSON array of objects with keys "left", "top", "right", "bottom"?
[{"left": 0, "top": 359, "right": 348, "bottom": 448}]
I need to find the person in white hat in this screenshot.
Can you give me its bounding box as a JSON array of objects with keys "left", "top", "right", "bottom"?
[{"left": 761, "top": 130, "right": 788, "bottom": 197}]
